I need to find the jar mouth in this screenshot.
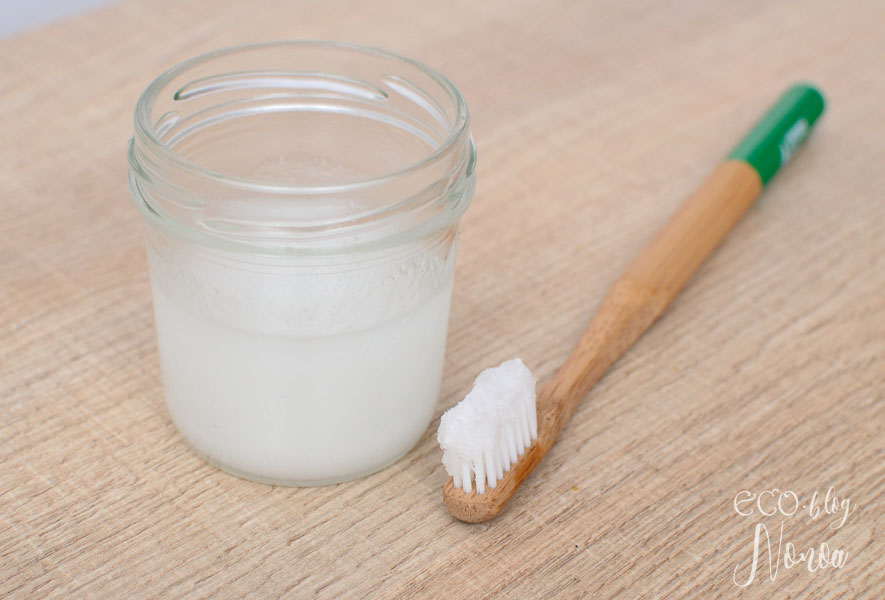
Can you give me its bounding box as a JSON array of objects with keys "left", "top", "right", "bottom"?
[
  {"left": 132, "top": 40, "right": 470, "bottom": 193},
  {"left": 128, "top": 41, "right": 475, "bottom": 255}
]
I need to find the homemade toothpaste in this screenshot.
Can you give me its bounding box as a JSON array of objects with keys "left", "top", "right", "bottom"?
[{"left": 148, "top": 239, "right": 455, "bottom": 484}]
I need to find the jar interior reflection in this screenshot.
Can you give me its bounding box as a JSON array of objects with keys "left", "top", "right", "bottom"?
[{"left": 131, "top": 42, "right": 472, "bottom": 254}]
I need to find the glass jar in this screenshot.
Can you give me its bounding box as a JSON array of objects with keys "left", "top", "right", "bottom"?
[{"left": 128, "top": 41, "right": 475, "bottom": 485}]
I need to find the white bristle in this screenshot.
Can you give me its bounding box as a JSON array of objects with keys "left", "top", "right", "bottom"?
[
  {"left": 483, "top": 447, "right": 495, "bottom": 489},
  {"left": 437, "top": 358, "right": 538, "bottom": 493},
  {"left": 461, "top": 463, "right": 472, "bottom": 494}
]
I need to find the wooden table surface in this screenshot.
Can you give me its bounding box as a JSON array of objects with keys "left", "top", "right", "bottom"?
[{"left": 1, "top": 0, "right": 883, "bottom": 597}]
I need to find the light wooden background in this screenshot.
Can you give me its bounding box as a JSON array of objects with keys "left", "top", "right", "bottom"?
[{"left": 1, "top": 0, "right": 882, "bottom": 598}]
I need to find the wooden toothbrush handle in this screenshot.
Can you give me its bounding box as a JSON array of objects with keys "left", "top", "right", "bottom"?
[
  {"left": 538, "top": 159, "right": 762, "bottom": 441},
  {"left": 443, "top": 160, "right": 763, "bottom": 523},
  {"left": 444, "top": 85, "right": 824, "bottom": 523}
]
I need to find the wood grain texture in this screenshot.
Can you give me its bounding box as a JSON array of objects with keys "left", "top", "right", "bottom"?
[{"left": 1, "top": 0, "right": 883, "bottom": 598}]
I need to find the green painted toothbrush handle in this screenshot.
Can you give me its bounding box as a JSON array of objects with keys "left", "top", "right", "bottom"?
[{"left": 728, "top": 83, "right": 825, "bottom": 185}]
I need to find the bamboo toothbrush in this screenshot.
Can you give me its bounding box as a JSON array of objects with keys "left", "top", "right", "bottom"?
[{"left": 440, "top": 83, "right": 826, "bottom": 523}]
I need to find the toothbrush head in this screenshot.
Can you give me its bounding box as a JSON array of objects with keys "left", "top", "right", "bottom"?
[{"left": 437, "top": 358, "right": 539, "bottom": 522}]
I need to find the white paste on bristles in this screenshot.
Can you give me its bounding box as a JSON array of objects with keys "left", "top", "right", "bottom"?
[{"left": 437, "top": 358, "right": 537, "bottom": 493}]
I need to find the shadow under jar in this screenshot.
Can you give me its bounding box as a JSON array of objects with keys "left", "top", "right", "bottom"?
[{"left": 128, "top": 41, "right": 475, "bottom": 486}]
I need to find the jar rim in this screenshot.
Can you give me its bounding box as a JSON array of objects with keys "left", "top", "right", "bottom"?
[{"left": 131, "top": 40, "right": 470, "bottom": 194}]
